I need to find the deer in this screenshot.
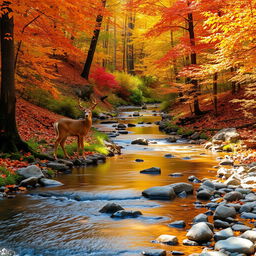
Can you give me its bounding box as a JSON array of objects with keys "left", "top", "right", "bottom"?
[{"left": 53, "top": 97, "right": 100, "bottom": 159}]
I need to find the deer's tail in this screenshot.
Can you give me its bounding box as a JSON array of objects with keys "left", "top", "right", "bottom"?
[{"left": 53, "top": 122, "right": 59, "bottom": 137}]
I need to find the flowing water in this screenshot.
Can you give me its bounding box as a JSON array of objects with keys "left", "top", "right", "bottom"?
[{"left": 0, "top": 105, "right": 220, "bottom": 256}]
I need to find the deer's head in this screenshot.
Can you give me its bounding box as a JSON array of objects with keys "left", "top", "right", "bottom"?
[{"left": 78, "top": 97, "right": 98, "bottom": 119}]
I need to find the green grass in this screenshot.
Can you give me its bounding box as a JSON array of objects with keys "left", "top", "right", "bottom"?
[{"left": 0, "top": 166, "right": 23, "bottom": 187}]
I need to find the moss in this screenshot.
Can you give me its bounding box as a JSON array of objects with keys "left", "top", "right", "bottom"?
[
  {"left": 200, "top": 133, "right": 209, "bottom": 140},
  {"left": 0, "top": 166, "right": 23, "bottom": 186}
]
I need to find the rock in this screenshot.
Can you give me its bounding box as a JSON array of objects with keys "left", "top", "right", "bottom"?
[
  {"left": 212, "top": 128, "right": 240, "bottom": 143},
  {"left": 191, "top": 132, "right": 200, "bottom": 140},
  {"left": 141, "top": 249, "right": 166, "bottom": 256},
  {"left": 204, "top": 142, "right": 213, "bottom": 149},
  {"left": 220, "top": 159, "right": 234, "bottom": 166},
  {"left": 186, "top": 222, "right": 213, "bottom": 243},
  {"left": 128, "top": 123, "right": 136, "bottom": 127},
  {"left": 171, "top": 251, "right": 184, "bottom": 255},
  {"left": 135, "top": 159, "right": 144, "bottom": 162},
  {"left": 200, "top": 251, "right": 228, "bottom": 256},
  {"left": 182, "top": 239, "right": 199, "bottom": 246},
  {"left": 188, "top": 175, "right": 201, "bottom": 183},
  {"left": 39, "top": 178, "right": 63, "bottom": 187},
  {"left": 46, "top": 162, "right": 69, "bottom": 171},
  {"left": 214, "top": 205, "right": 236, "bottom": 220},
  {"left": 197, "top": 190, "right": 212, "bottom": 200},
  {"left": 240, "top": 230, "right": 256, "bottom": 242},
  {"left": 0, "top": 248, "right": 17, "bottom": 256},
  {"left": 117, "top": 123, "right": 126, "bottom": 129},
  {"left": 170, "top": 182, "right": 194, "bottom": 194},
  {"left": 201, "top": 180, "right": 215, "bottom": 191},
  {"left": 224, "top": 175, "right": 241, "bottom": 186},
  {"left": 178, "top": 191, "right": 187, "bottom": 198},
  {"left": 133, "top": 112, "right": 140, "bottom": 116},
  {"left": 140, "top": 167, "right": 161, "bottom": 174},
  {"left": 214, "top": 220, "right": 230, "bottom": 229},
  {"left": 142, "top": 186, "right": 176, "bottom": 200},
  {"left": 169, "top": 173, "right": 183, "bottom": 177},
  {"left": 182, "top": 157, "right": 191, "bottom": 160},
  {"left": 169, "top": 220, "right": 186, "bottom": 228},
  {"left": 99, "top": 203, "right": 124, "bottom": 214},
  {"left": 213, "top": 182, "right": 227, "bottom": 190},
  {"left": 57, "top": 159, "right": 74, "bottom": 167},
  {"left": 164, "top": 154, "right": 175, "bottom": 158},
  {"left": 193, "top": 213, "right": 208, "bottom": 223},
  {"left": 17, "top": 165, "right": 44, "bottom": 179},
  {"left": 244, "top": 193, "right": 256, "bottom": 201},
  {"left": 215, "top": 237, "right": 254, "bottom": 254},
  {"left": 167, "top": 136, "right": 177, "bottom": 143},
  {"left": 241, "top": 212, "right": 256, "bottom": 219},
  {"left": 156, "top": 234, "right": 178, "bottom": 245},
  {"left": 118, "top": 130, "right": 129, "bottom": 134},
  {"left": 224, "top": 191, "right": 243, "bottom": 202},
  {"left": 214, "top": 228, "right": 234, "bottom": 241},
  {"left": 232, "top": 224, "right": 251, "bottom": 232},
  {"left": 19, "top": 177, "right": 38, "bottom": 187},
  {"left": 111, "top": 210, "right": 142, "bottom": 218},
  {"left": 131, "top": 138, "right": 149, "bottom": 145}
]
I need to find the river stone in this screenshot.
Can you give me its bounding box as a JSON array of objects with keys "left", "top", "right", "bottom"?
[
  {"left": 214, "top": 220, "right": 230, "bottom": 229},
  {"left": 167, "top": 136, "right": 177, "bottom": 143},
  {"left": 142, "top": 186, "right": 176, "bottom": 200},
  {"left": 133, "top": 112, "right": 140, "bottom": 116},
  {"left": 171, "top": 251, "right": 184, "bottom": 255},
  {"left": 212, "top": 128, "right": 240, "bottom": 142},
  {"left": 241, "top": 212, "right": 256, "bottom": 219},
  {"left": 131, "top": 138, "right": 149, "bottom": 145},
  {"left": 186, "top": 222, "right": 213, "bottom": 243},
  {"left": 46, "top": 162, "right": 69, "bottom": 171},
  {"left": 99, "top": 203, "right": 124, "bottom": 213},
  {"left": 224, "top": 191, "right": 243, "bottom": 202},
  {"left": 202, "top": 180, "right": 215, "bottom": 191},
  {"left": 193, "top": 213, "right": 208, "bottom": 223},
  {"left": 0, "top": 248, "right": 17, "bottom": 256},
  {"left": 128, "top": 123, "right": 136, "bottom": 127},
  {"left": 224, "top": 174, "right": 241, "bottom": 186},
  {"left": 215, "top": 237, "right": 254, "bottom": 254},
  {"left": 169, "top": 182, "right": 193, "bottom": 194},
  {"left": 156, "top": 234, "right": 178, "bottom": 245},
  {"left": 214, "top": 205, "right": 236, "bottom": 220},
  {"left": 188, "top": 175, "right": 201, "bottom": 183},
  {"left": 182, "top": 239, "right": 199, "bottom": 246},
  {"left": 17, "top": 165, "right": 44, "bottom": 179},
  {"left": 220, "top": 159, "right": 234, "bottom": 166},
  {"left": 213, "top": 182, "right": 227, "bottom": 190},
  {"left": 19, "top": 177, "right": 38, "bottom": 187},
  {"left": 117, "top": 123, "right": 126, "bottom": 129},
  {"left": 135, "top": 159, "right": 144, "bottom": 162},
  {"left": 141, "top": 249, "right": 166, "bottom": 256},
  {"left": 140, "top": 167, "right": 161, "bottom": 174},
  {"left": 111, "top": 210, "right": 142, "bottom": 218},
  {"left": 164, "top": 154, "right": 175, "bottom": 158},
  {"left": 169, "top": 220, "right": 186, "bottom": 228},
  {"left": 232, "top": 224, "right": 251, "bottom": 232},
  {"left": 39, "top": 178, "right": 63, "bottom": 187},
  {"left": 199, "top": 252, "right": 228, "bottom": 256},
  {"left": 169, "top": 173, "right": 183, "bottom": 177},
  {"left": 214, "top": 228, "right": 234, "bottom": 241},
  {"left": 197, "top": 190, "right": 212, "bottom": 200},
  {"left": 240, "top": 230, "right": 256, "bottom": 242}
]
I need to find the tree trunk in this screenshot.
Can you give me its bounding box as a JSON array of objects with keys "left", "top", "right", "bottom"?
[
  {"left": 0, "top": 2, "right": 30, "bottom": 153},
  {"left": 187, "top": 12, "right": 202, "bottom": 115},
  {"left": 113, "top": 15, "right": 117, "bottom": 70},
  {"left": 213, "top": 72, "right": 218, "bottom": 116},
  {"left": 81, "top": 0, "right": 106, "bottom": 80},
  {"left": 231, "top": 67, "right": 236, "bottom": 94}
]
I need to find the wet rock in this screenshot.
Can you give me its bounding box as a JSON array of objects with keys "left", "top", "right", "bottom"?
[
  {"left": 131, "top": 138, "right": 149, "bottom": 145},
  {"left": 118, "top": 130, "right": 129, "bottom": 134},
  {"left": 19, "top": 177, "right": 38, "bottom": 187},
  {"left": 186, "top": 222, "right": 213, "bottom": 243},
  {"left": 135, "top": 159, "right": 144, "bottom": 162},
  {"left": 171, "top": 251, "right": 184, "bottom": 255},
  {"left": 141, "top": 249, "right": 166, "bottom": 256},
  {"left": 232, "top": 224, "right": 251, "bottom": 232},
  {"left": 169, "top": 173, "right": 183, "bottom": 177},
  {"left": 111, "top": 210, "right": 142, "bottom": 218},
  {"left": 244, "top": 193, "right": 256, "bottom": 202},
  {"left": 220, "top": 159, "right": 234, "bottom": 166},
  {"left": 117, "top": 123, "right": 126, "bottom": 129},
  {"left": 0, "top": 248, "right": 17, "bottom": 256},
  {"left": 193, "top": 213, "right": 208, "bottom": 223},
  {"left": 201, "top": 180, "right": 215, "bottom": 191},
  {"left": 224, "top": 175, "right": 241, "bottom": 186},
  {"left": 156, "top": 234, "right": 178, "bottom": 245},
  {"left": 128, "top": 123, "right": 136, "bottom": 127},
  {"left": 57, "top": 159, "right": 74, "bottom": 167},
  {"left": 133, "top": 112, "right": 140, "bottom": 116},
  {"left": 142, "top": 186, "right": 176, "bottom": 200},
  {"left": 214, "top": 228, "right": 234, "bottom": 241},
  {"left": 99, "top": 203, "right": 124, "bottom": 214},
  {"left": 182, "top": 157, "right": 191, "bottom": 160},
  {"left": 188, "top": 175, "right": 201, "bottom": 183},
  {"left": 213, "top": 182, "right": 227, "bottom": 190},
  {"left": 140, "top": 167, "right": 161, "bottom": 174},
  {"left": 214, "top": 220, "right": 230, "bottom": 229},
  {"left": 212, "top": 128, "right": 240, "bottom": 143},
  {"left": 215, "top": 237, "right": 254, "bottom": 254},
  {"left": 204, "top": 142, "right": 213, "bottom": 149},
  {"left": 170, "top": 182, "right": 194, "bottom": 194},
  {"left": 164, "top": 154, "right": 175, "bottom": 158},
  {"left": 46, "top": 162, "right": 70, "bottom": 171},
  {"left": 240, "top": 230, "right": 256, "bottom": 242},
  {"left": 224, "top": 191, "right": 244, "bottom": 202},
  {"left": 182, "top": 239, "right": 199, "bottom": 246},
  {"left": 178, "top": 191, "right": 187, "bottom": 198},
  {"left": 214, "top": 205, "right": 236, "bottom": 220},
  {"left": 199, "top": 251, "right": 228, "bottom": 256},
  {"left": 17, "top": 165, "right": 44, "bottom": 179},
  {"left": 169, "top": 220, "right": 186, "bottom": 228},
  {"left": 197, "top": 190, "right": 212, "bottom": 200},
  {"left": 167, "top": 136, "right": 177, "bottom": 143},
  {"left": 39, "top": 178, "right": 63, "bottom": 187},
  {"left": 241, "top": 212, "right": 256, "bottom": 219}
]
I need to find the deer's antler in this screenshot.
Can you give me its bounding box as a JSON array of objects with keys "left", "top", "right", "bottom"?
[
  {"left": 78, "top": 99, "right": 86, "bottom": 111},
  {"left": 90, "top": 96, "right": 98, "bottom": 110}
]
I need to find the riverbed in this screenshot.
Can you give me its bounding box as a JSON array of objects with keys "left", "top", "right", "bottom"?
[{"left": 0, "top": 105, "right": 220, "bottom": 256}]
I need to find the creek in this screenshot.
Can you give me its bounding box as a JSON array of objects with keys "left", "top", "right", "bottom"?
[{"left": 0, "top": 105, "right": 220, "bottom": 256}]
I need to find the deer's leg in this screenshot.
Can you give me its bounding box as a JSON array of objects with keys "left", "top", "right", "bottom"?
[
  {"left": 77, "top": 136, "right": 81, "bottom": 156},
  {"left": 60, "top": 136, "right": 70, "bottom": 159},
  {"left": 54, "top": 137, "right": 62, "bottom": 160},
  {"left": 81, "top": 136, "right": 85, "bottom": 159}
]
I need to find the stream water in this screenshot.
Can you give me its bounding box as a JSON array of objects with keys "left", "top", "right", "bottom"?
[{"left": 0, "top": 105, "right": 221, "bottom": 256}]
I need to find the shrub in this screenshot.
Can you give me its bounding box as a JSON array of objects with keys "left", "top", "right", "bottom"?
[
  {"left": 0, "top": 166, "right": 22, "bottom": 187},
  {"left": 200, "top": 133, "right": 209, "bottom": 140}
]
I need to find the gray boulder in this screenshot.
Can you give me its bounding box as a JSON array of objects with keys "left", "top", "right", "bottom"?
[
  {"left": 214, "top": 220, "right": 230, "bottom": 229},
  {"left": 241, "top": 212, "right": 256, "bottom": 219},
  {"left": 167, "top": 136, "right": 177, "bottom": 143},
  {"left": 186, "top": 222, "right": 213, "bottom": 243},
  {"left": 111, "top": 210, "right": 142, "bottom": 218},
  {"left": 133, "top": 112, "right": 140, "bottom": 116},
  {"left": 197, "top": 190, "right": 212, "bottom": 200},
  {"left": 215, "top": 237, "right": 254, "bottom": 254},
  {"left": 99, "top": 203, "right": 124, "bottom": 214},
  {"left": 231, "top": 224, "right": 251, "bottom": 232},
  {"left": 142, "top": 249, "right": 166, "bottom": 256},
  {"left": 224, "top": 191, "right": 243, "bottom": 202},
  {"left": 219, "top": 159, "right": 234, "bottom": 166},
  {"left": 170, "top": 182, "right": 193, "bottom": 194},
  {"left": 39, "top": 178, "right": 63, "bottom": 187},
  {"left": 131, "top": 138, "right": 149, "bottom": 145},
  {"left": 169, "top": 220, "right": 186, "bottom": 228},
  {"left": 156, "top": 234, "right": 178, "bottom": 245},
  {"left": 140, "top": 167, "right": 161, "bottom": 174},
  {"left": 17, "top": 165, "right": 44, "bottom": 179},
  {"left": 193, "top": 213, "right": 208, "bottom": 223},
  {"left": 19, "top": 177, "right": 38, "bottom": 187},
  {"left": 212, "top": 128, "right": 240, "bottom": 143},
  {"left": 214, "top": 205, "right": 236, "bottom": 220},
  {"left": 240, "top": 230, "right": 256, "bottom": 242},
  {"left": 46, "top": 162, "right": 69, "bottom": 171},
  {"left": 182, "top": 239, "right": 199, "bottom": 246},
  {"left": 214, "top": 228, "right": 234, "bottom": 241},
  {"left": 142, "top": 186, "right": 176, "bottom": 200}
]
